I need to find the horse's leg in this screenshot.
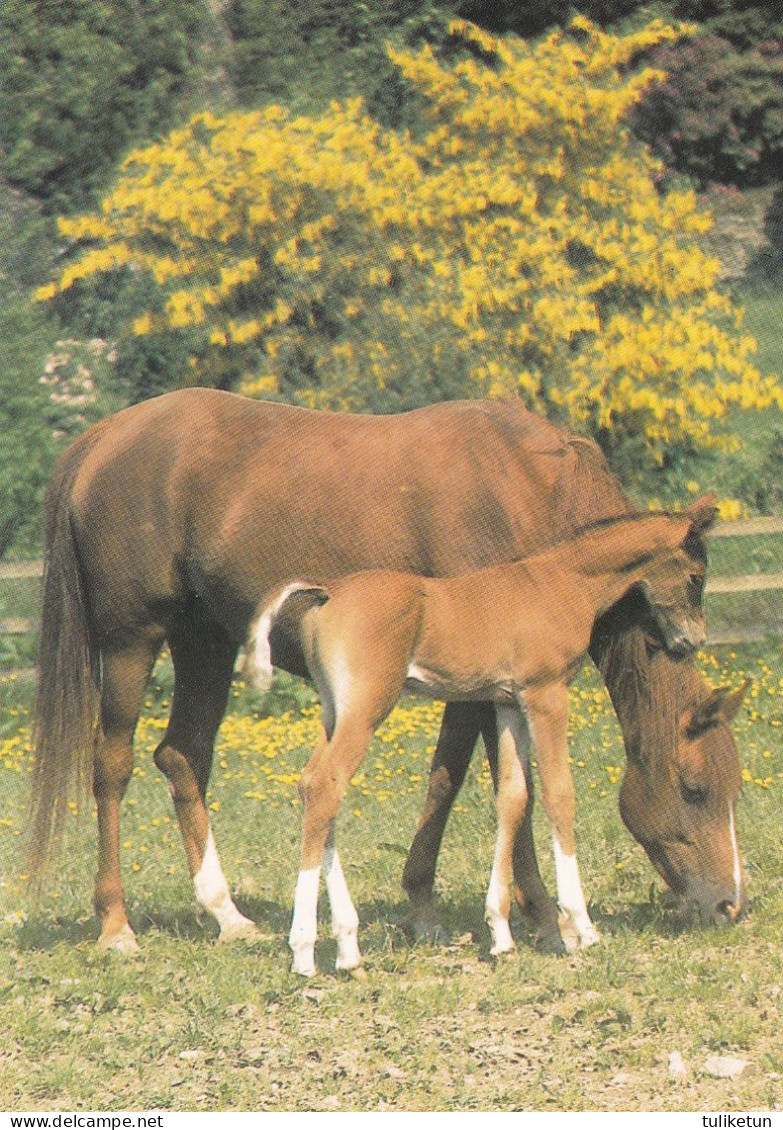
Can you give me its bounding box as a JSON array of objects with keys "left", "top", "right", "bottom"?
[
  {"left": 401, "top": 701, "right": 482, "bottom": 941},
  {"left": 152, "top": 621, "right": 258, "bottom": 942},
  {"left": 479, "top": 710, "right": 566, "bottom": 955},
  {"left": 484, "top": 705, "right": 530, "bottom": 956},
  {"left": 524, "top": 684, "right": 599, "bottom": 950},
  {"left": 94, "top": 637, "right": 162, "bottom": 953},
  {"left": 292, "top": 715, "right": 373, "bottom": 976}
]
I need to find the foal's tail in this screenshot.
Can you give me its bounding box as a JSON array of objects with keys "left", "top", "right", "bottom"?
[
  {"left": 243, "top": 581, "right": 330, "bottom": 691},
  {"left": 29, "top": 425, "right": 106, "bottom": 887}
]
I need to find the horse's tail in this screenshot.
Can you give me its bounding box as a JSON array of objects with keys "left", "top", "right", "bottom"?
[{"left": 29, "top": 424, "right": 107, "bottom": 888}]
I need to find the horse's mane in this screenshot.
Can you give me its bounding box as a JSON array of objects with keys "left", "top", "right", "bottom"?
[
  {"left": 591, "top": 597, "right": 679, "bottom": 771},
  {"left": 559, "top": 434, "right": 634, "bottom": 535}
]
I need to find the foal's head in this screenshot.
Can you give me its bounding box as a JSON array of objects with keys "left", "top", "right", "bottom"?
[{"left": 630, "top": 497, "right": 718, "bottom": 658}]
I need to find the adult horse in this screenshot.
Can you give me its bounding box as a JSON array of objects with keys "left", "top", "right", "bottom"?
[{"left": 31, "top": 389, "right": 746, "bottom": 954}]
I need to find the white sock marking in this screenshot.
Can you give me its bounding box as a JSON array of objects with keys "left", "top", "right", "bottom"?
[
  {"left": 552, "top": 834, "right": 599, "bottom": 947},
  {"left": 193, "top": 827, "right": 256, "bottom": 938},
  {"left": 290, "top": 866, "right": 321, "bottom": 976},
  {"left": 323, "top": 844, "right": 361, "bottom": 970},
  {"left": 485, "top": 850, "right": 515, "bottom": 956}
]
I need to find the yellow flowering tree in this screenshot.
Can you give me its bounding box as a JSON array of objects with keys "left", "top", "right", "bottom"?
[{"left": 38, "top": 17, "right": 781, "bottom": 479}]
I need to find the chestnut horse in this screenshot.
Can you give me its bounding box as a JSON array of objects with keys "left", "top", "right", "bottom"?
[
  {"left": 31, "top": 389, "right": 746, "bottom": 953},
  {"left": 245, "top": 509, "right": 714, "bottom": 974}
]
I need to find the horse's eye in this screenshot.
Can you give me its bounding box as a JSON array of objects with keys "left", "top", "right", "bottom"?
[{"left": 680, "top": 780, "right": 708, "bottom": 806}]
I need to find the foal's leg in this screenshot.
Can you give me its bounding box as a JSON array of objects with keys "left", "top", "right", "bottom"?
[
  {"left": 401, "top": 701, "right": 483, "bottom": 940},
  {"left": 485, "top": 706, "right": 530, "bottom": 956},
  {"left": 480, "top": 710, "right": 566, "bottom": 954},
  {"left": 292, "top": 714, "right": 374, "bottom": 975},
  {"left": 524, "top": 684, "right": 599, "bottom": 949},
  {"left": 153, "top": 622, "right": 258, "bottom": 942},
  {"left": 94, "top": 637, "right": 162, "bottom": 953},
  {"left": 323, "top": 822, "right": 362, "bottom": 972}
]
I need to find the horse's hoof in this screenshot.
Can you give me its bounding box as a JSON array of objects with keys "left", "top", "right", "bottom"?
[
  {"left": 578, "top": 926, "right": 601, "bottom": 949},
  {"left": 402, "top": 909, "right": 450, "bottom": 945},
  {"left": 97, "top": 924, "right": 141, "bottom": 957},
  {"left": 218, "top": 919, "right": 267, "bottom": 944},
  {"left": 555, "top": 912, "right": 582, "bottom": 954},
  {"left": 345, "top": 965, "right": 368, "bottom": 981},
  {"left": 534, "top": 927, "right": 568, "bottom": 956},
  {"left": 489, "top": 943, "right": 516, "bottom": 959}
]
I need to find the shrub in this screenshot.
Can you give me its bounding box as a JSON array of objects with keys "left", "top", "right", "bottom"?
[
  {"left": 632, "top": 33, "right": 783, "bottom": 189},
  {"left": 37, "top": 18, "right": 782, "bottom": 488},
  {"left": 0, "top": 0, "right": 209, "bottom": 214},
  {"left": 748, "top": 185, "right": 783, "bottom": 283},
  {"left": 0, "top": 298, "right": 58, "bottom": 558}
]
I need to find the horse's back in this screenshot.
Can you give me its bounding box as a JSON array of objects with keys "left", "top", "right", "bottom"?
[{"left": 61, "top": 389, "right": 628, "bottom": 641}]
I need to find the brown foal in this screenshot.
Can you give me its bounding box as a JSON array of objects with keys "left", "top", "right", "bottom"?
[{"left": 245, "top": 508, "right": 713, "bottom": 975}]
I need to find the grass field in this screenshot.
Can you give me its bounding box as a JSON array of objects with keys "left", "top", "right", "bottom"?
[
  {"left": 0, "top": 639, "right": 779, "bottom": 1113},
  {"left": 0, "top": 281, "right": 779, "bottom": 1112}
]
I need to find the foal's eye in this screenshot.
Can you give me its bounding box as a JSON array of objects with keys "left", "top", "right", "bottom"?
[{"left": 680, "top": 780, "right": 708, "bottom": 806}]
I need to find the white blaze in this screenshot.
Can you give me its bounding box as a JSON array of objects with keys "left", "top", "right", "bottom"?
[{"left": 729, "top": 805, "right": 742, "bottom": 911}]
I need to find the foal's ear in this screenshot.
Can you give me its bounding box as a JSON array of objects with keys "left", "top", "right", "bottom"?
[
  {"left": 683, "top": 680, "right": 750, "bottom": 737},
  {"left": 684, "top": 493, "right": 719, "bottom": 535}
]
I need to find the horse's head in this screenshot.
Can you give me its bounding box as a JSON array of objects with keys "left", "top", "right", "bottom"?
[
  {"left": 633, "top": 496, "right": 718, "bottom": 658},
  {"left": 618, "top": 675, "right": 748, "bottom": 925}
]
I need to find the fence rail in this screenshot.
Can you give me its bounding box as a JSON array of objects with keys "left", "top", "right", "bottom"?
[{"left": 1, "top": 516, "right": 781, "bottom": 643}]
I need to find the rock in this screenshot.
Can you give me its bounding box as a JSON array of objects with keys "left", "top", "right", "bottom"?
[
  {"left": 704, "top": 1055, "right": 753, "bottom": 1080},
  {"left": 669, "top": 1051, "right": 689, "bottom": 1081}
]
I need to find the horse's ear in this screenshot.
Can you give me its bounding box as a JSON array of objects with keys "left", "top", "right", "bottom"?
[
  {"left": 685, "top": 493, "right": 719, "bottom": 535},
  {"left": 684, "top": 680, "right": 750, "bottom": 737}
]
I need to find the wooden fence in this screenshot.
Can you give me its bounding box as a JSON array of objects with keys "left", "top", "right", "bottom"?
[{"left": 1, "top": 517, "right": 781, "bottom": 650}]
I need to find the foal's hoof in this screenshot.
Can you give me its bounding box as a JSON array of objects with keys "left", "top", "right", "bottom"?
[
  {"left": 97, "top": 923, "right": 141, "bottom": 957},
  {"left": 218, "top": 919, "right": 268, "bottom": 945}
]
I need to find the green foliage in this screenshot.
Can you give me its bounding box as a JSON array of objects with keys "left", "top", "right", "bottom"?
[
  {"left": 42, "top": 18, "right": 780, "bottom": 498},
  {"left": 0, "top": 297, "right": 57, "bottom": 558},
  {"left": 0, "top": 185, "right": 58, "bottom": 558},
  {"left": 0, "top": 0, "right": 210, "bottom": 214},
  {"left": 225, "top": 0, "right": 445, "bottom": 113},
  {"left": 672, "top": 0, "right": 783, "bottom": 50},
  {"left": 50, "top": 269, "right": 199, "bottom": 405},
  {"left": 631, "top": 33, "right": 783, "bottom": 188},
  {"left": 748, "top": 185, "right": 783, "bottom": 283}
]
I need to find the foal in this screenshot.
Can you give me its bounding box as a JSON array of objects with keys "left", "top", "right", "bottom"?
[{"left": 245, "top": 509, "right": 713, "bottom": 975}]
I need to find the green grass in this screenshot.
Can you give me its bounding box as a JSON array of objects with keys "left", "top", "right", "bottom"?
[
  {"left": 0, "top": 642, "right": 779, "bottom": 1112},
  {"left": 695, "top": 284, "right": 783, "bottom": 513},
  {"left": 739, "top": 286, "right": 783, "bottom": 379},
  {"left": 705, "top": 530, "right": 783, "bottom": 641}
]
